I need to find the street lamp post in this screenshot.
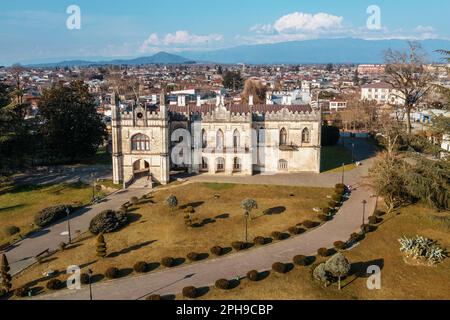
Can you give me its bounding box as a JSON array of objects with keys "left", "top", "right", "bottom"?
[
  {"left": 244, "top": 211, "right": 249, "bottom": 244},
  {"left": 352, "top": 143, "right": 355, "bottom": 163},
  {"left": 91, "top": 173, "right": 95, "bottom": 203},
  {"left": 341, "top": 163, "right": 345, "bottom": 185},
  {"left": 66, "top": 208, "right": 72, "bottom": 244},
  {"left": 88, "top": 269, "right": 93, "bottom": 301}
]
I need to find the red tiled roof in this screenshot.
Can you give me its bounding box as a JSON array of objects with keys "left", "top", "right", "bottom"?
[{"left": 361, "top": 82, "right": 393, "bottom": 89}]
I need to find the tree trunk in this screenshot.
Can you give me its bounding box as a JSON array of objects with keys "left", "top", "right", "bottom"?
[
  {"left": 338, "top": 276, "right": 341, "bottom": 290},
  {"left": 406, "top": 105, "right": 412, "bottom": 136}
]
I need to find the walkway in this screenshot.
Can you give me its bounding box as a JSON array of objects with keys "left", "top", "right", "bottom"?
[{"left": 32, "top": 138, "right": 379, "bottom": 300}]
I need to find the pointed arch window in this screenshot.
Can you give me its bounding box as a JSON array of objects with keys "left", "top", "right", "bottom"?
[
  {"left": 280, "top": 128, "right": 288, "bottom": 146},
  {"left": 216, "top": 129, "right": 224, "bottom": 149},
  {"left": 233, "top": 129, "right": 240, "bottom": 148},
  {"left": 202, "top": 129, "right": 208, "bottom": 148},
  {"left": 302, "top": 128, "right": 311, "bottom": 143}
]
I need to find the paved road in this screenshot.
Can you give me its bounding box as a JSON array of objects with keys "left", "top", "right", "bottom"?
[
  {"left": 3, "top": 188, "right": 148, "bottom": 276},
  {"left": 33, "top": 138, "right": 379, "bottom": 300}
]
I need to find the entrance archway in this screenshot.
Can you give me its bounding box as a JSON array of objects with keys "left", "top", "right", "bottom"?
[{"left": 133, "top": 159, "right": 150, "bottom": 179}]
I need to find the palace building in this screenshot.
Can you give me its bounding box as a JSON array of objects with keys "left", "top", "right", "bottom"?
[{"left": 111, "top": 94, "right": 322, "bottom": 187}]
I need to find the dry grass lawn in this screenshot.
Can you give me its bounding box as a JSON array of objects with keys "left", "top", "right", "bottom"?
[
  {"left": 0, "top": 182, "right": 96, "bottom": 246},
  {"left": 13, "top": 182, "right": 332, "bottom": 293},
  {"left": 191, "top": 204, "right": 450, "bottom": 300}
]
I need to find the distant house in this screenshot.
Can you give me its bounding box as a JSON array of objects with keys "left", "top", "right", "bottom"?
[
  {"left": 361, "top": 82, "right": 405, "bottom": 105},
  {"left": 329, "top": 100, "right": 347, "bottom": 112}
]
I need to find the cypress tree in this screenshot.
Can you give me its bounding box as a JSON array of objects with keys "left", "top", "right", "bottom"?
[
  {"left": 0, "top": 254, "right": 12, "bottom": 292},
  {"left": 96, "top": 234, "right": 107, "bottom": 258}
]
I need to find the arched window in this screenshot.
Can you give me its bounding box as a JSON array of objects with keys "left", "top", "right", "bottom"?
[
  {"left": 302, "top": 128, "right": 311, "bottom": 143},
  {"left": 233, "top": 157, "right": 242, "bottom": 172},
  {"left": 201, "top": 157, "right": 208, "bottom": 171},
  {"left": 202, "top": 129, "right": 207, "bottom": 149},
  {"left": 216, "top": 157, "right": 225, "bottom": 172},
  {"left": 131, "top": 134, "right": 150, "bottom": 151},
  {"left": 278, "top": 159, "right": 288, "bottom": 171},
  {"left": 280, "top": 128, "right": 288, "bottom": 146},
  {"left": 216, "top": 129, "right": 224, "bottom": 149},
  {"left": 233, "top": 129, "right": 240, "bottom": 148}
]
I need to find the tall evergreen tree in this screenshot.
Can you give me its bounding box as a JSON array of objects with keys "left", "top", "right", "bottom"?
[
  {"left": 0, "top": 254, "right": 12, "bottom": 293},
  {"left": 38, "top": 80, "right": 107, "bottom": 162},
  {"left": 96, "top": 234, "right": 107, "bottom": 258}
]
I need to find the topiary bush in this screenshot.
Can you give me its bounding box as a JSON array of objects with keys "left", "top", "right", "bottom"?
[
  {"left": 187, "top": 252, "right": 199, "bottom": 262},
  {"left": 253, "top": 236, "right": 266, "bottom": 245},
  {"left": 34, "top": 205, "right": 73, "bottom": 228},
  {"left": 368, "top": 216, "right": 379, "bottom": 225},
  {"left": 182, "top": 286, "right": 197, "bottom": 299},
  {"left": 130, "top": 197, "right": 139, "bottom": 205},
  {"left": 210, "top": 246, "right": 223, "bottom": 256},
  {"left": 322, "top": 207, "right": 332, "bottom": 215},
  {"left": 293, "top": 255, "right": 309, "bottom": 266},
  {"left": 133, "top": 261, "right": 148, "bottom": 273},
  {"left": 350, "top": 233, "right": 360, "bottom": 242},
  {"left": 335, "top": 187, "right": 345, "bottom": 196},
  {"left": 46, "top": 279, "right": 62, "bottom": 290},
  {"left": 318, "top": 214, "right": 329, "bottom": 222},
  {"left": 332, "top": 194, "right": 342, "bottom": 203},
  {"left": 288, "top": 227, "right": 301, "bottom": 235},
  {"left": 247, "top": 270, "right": 259, "bottom": 281},
  {"left": 146, "top": 294, "right": 161, "bottom": 300},
  {"left": 161, "top": 257, "right": 175, "bottom": 267},
  {"left": 232, "top": 241, "right": 246, "bottom": 251},
  {"left": 215, "top": 279, "right": 230, "bottom": 290},
  {"left": 303, "top": 220, "right": 319, "bottom": 229},
  {"left": 335, "top": 184, "right": 346, "bottom": 190},
  {"left": 271, "top": 231, "right": 284, "bottom": 240},
  {"left": 14, "top": 287, "right": 28, "bottom": 298},
  {"left": 89, "top": 210, "right": 128, "bottom": 235},
  {"left": 318, "top": 248, "right": 329, "bottom": 257},
  {"left": 374, "top": 210, "right": 386, "bottom": 217},
  {"left": 328, "top": 201, "right": 338, "bottom": 208},
  {"left": 80, "top": 273, "right": 90, "bottom": 285},
  {"left": 105, "top": 267, "right": 119, "bottom": 279},
  {"left": 3, "top": 226, "right": 20, "bottom": 236},
  {"left": 334, "top": 241, "right": 346, "bottom": 250},
  {"left": 362, "top": 224, "right": 372, "bottom": 233},
  {"left": 272, "top": 262, "right": 287, "bottom": 274}
]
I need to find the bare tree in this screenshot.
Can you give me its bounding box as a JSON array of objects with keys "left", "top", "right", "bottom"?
[{"left": 384, "top": 42, "right": 434, "bottom": 135}]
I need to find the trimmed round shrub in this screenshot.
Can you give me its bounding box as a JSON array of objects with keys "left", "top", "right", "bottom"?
[
  {"left": 232, "top": 241, "right": 246, "bottom": 251},
  {"left": 3, "top": 226, "right": 20, "bottom": 236},
  {"left": 302, "top": 220, "right": 319, "bottom": 229},
  {"left": 14, "top": 287, "right": 28, "bottom": 298},
  {"left": 334, "top": 241, "right": 346, "bottom": 250},
  {"left": 272, "top": 262, "right": 287, "bottom": 274},
  {"left": 253, "top": 236, "right": 266, "bottom": 245},
  {"left": 335, "top": 184, "right": 346, "bottom": 190},
  {"left": 368, "top": 216, "right": 379, "bottom": 225},
  {"left": 332, "top": 194, "right": 342, "bottom": 203},
  {"left": 89, "top": 210, "right": 128, "bottom": 235},
  {"left": 374, "top": 210, "right": 386, "bottom": 217},
  {"left": 317, "top": 248, "right": 329, "bottom": 257},
  {"left": 182, "top": 286, "right": 197, "bottom": 299},
  {"left": 293, "top": 255, "right": 309, "bottom": 266},
  {"left": 247, "top": 270, "right": 259, "bottom": 281},
  {"left": 161, "top": 257, "right": 175, "bottom": 267},
  {"left": 146, "top": 294, "right": 161, "bottom": 300},
  {"left": 335, "top": 187, "right": 345, "bottom": 196},
  {"left": 130, "top": 197, "right": 139, "bottom": 205},
  {"left": 34, "top": 205, "right": 73, "bottom": 228},
  {"left": 105, "top": 267, "right": 119, "bottom": 279},
  {"left": 80, "top": 273, "right": 90, "bottom": 285},
  {"left": 187, "top": 252, "right": 199, "bottom": 262},
  {"left": 350, "top": 233, "right": 360, "bottom": 242},
  {"left": 318, "top": 214, "right": 329, "bottom": 222},
  {"left": 328, "top": 201, "right": 338, "bottom": 208},
  {"left": 271, "top": 231, "right": 284, "bottom": 240},
  {"left": 288, "top": 227, "right": 301, "bottom": 235},
  {"left": 133, "top": 261, "right": 148, "bottom": 273},
  {"left": 46, "top": 279, "right": 62, "bottom": 290},
  {"left": 210, "top": 246, "right": 223, "bottom": 256},
  {"left": 362, "top": 224, "right": 372, "bottom": 233},
  {"left": 215, "top": 279, "right": 230, "bottom": 290},
  {"left": 322, "top": 207, "right": 332, "bottom": 215}
]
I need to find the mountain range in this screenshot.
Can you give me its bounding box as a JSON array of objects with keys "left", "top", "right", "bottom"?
[{"left": 27, "top": 38, "right": 450, "bottom": 67}]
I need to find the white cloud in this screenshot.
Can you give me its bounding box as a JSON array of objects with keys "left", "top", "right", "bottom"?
[
  {"left": 140, "top": 30, "right": 223, "bottom": 52},
  {"left": 273, "top": 12, "right": 343, "bottom": 33},
  {"left": 414, "top": 25, "right": 435, "bottom": 33}
]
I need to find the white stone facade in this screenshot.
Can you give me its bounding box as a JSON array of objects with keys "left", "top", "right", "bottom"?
[{"left": 112, "top": 97, "right": 322, "bottom": 187}]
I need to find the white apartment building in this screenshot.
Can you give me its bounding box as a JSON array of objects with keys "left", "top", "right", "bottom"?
[{"left": 361, "top": 82, "right": 405, "bottom": 105}]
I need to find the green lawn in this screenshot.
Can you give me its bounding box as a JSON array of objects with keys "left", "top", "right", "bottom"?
[
  {"left": 321, "top": 145, "right": 355, "bottom": 173},
  {"left": 79, "top": 146, "right": 112, "bottom": 166},
  {"left": 0, "top": 182, "right": 97, "bottom": 245}
]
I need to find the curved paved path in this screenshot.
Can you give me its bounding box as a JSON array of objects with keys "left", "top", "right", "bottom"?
[{"left": 33, "top": 138, "right": 378, "bottom": 300}]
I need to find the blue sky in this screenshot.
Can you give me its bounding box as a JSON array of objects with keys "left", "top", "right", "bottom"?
[{"left": 1, "top": 0, "right": 449, "bottom": 65}]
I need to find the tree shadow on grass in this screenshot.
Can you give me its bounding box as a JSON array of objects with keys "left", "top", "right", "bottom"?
[
  {"left": 192, "top": 218, "right": 216, "bottom": 228},
  {"left": 285, "top": 263, "right": 295, "bottom": 273},
  {"left": 118, "top": 268, "right": 133, "bottom": 278},
  {"left": 161, "top": 294, "right": 176, "bottom": 300},
  {"left": 90, "top": 274, "right": 105, "bottom": 284},
  {"left": 228, "top": 279, "right": 241, "bottom": 289},
  {"left": 221, "top": 247, "right": 233, "bottom": 256},
  {"left": 197, "top": 253, "right": 209, "bottom": 261},
  {"left": 173, "top": 257, "right": 186, "bottom": 267},
  {"left": 343, "top": 258, "right": 385, "bottom": 289},
  {"left": 263, "top": 206, "right": 286, "bottom": 216},
  {"left": 215, "top": 213, "right": 230, "bottom": 220},
  {"left": 0, "top": 204, "right": 25, "bottom": 212},
  {"left": 257, "top": 271, "right": 271, "bottom": 281},
  {"left": 108, "top": 240, "right": 157, "bottom": 258},
  {"left": 147, "top": 262, "right": 161, "bottom": 272},
  {"left": 179, "top": 201, "right": 205, "bottom": 210}
]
